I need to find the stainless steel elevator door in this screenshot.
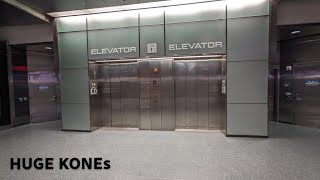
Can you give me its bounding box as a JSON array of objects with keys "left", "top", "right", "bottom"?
[
  {"left": 174, "top": 59, "right": 221, "bottom": 130},
  {"left": 197, "top": 61, "right": 209, "bottom": 129},
  {"left": 138, "top": 59, "right": 174, "bottom": 131},
  {"left": 150, "top": 60, "right": 162, "bottom": 130},
  {"left": 109, "top": 63, "right": 139, "bottom": 128},
  {"left": 174, "top": 61, "right": 186, "bottom": 129},
  {"left": 208, "top": 61, "right": 221, "bottom": 129},
  {"left": 139, "top": 61, "right": 151, "bottom": 130},
  {"left": 185, "top": 61, "right": 197, "bottom": 128},
  {"left": 161, "top": 60, "right": 174, "bottom": 130},
  {"left": 110, "top": 64, "right": 121, "bottom": 127},
  {"left": 294, "top": 64, "right": 320, "bottom": 128},
  {"left": 100, "top": 64, "right": 111, "bottom": 127},
  {"left": 120, "top": 63, "right": 139, "bottom": 127}
]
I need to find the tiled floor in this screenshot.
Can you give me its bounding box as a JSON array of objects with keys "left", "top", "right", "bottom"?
[{"left": 0, "top": 121, "right": 319, "bottom": 180}]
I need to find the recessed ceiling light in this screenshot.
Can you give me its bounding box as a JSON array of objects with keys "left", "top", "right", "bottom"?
[
  {"left": 45, "top": 47, "right": 52, "bottom": 50},
  {"left": 291, "top": 30, "right": 301, "bottom": 35}
]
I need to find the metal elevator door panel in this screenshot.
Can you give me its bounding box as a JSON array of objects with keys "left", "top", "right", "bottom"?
[
  {"left": 120, "top": 63, "right": 139, "bottom": 128},
  {"left": 150, "top": 61, "right": 162, "bottom": 130},
  {"left": 138, "top": 59, "right": 174, "bottom": 131},
  {"left": 294, "top": 64, "right": 320, "bottom": 128},
  {"left": 185, "top": 61, "right": 197, "bottom": 128},
  {"left": 174, "top": 61, "right": 186, "bottom": 129},
  {"left": 160, "top": 60, "right": 174, "bottom": 130},
  {"left": 208, "top": 60, "right": 221, "bottom": 129},
  {"left": 174, "top": 59, "right": 221, "bottom": 130},
  {"left": 110, "top": 64, "right": 121, "bottom": 127},
  {"left": 100, "top": 64, "right": 111, "bottom": 127},
  {"left": 139, "top": 61, "right": 151, "bottom": 130},
  {"left": 196, "top": 61, "right": 209, "bottom": 129}
]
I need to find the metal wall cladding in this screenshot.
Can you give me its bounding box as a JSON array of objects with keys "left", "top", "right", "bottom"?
[
  {"left": 60, "top": 68, "right": 90, "bottom": 104},
  {"left": 227, "top": 61, "right": 268, "bottom": 104},
  {"left": 61, "top": 103, "right": 91, "bottom": 131},
  {"left": 140, "top": 9, "right": 164, "bottom": 26},
  {"left": 227, "top": 0, "right": 269, "bottom": 19},
  {"left": 227, "top": 16, "right": 269, "bottom": 61},
  {"left": 165, "top": 20, "right": 226, "bottom": 56},
  {"left": 87, "top": 11, "right": 139, "bottom": 30},
  {"left": 227, "top": 103, "right": 268, "bottom": 136},
  {"left": 88, "top": 27, "right": 140, "bottom": 60},
  {"left": 165, "top": 1, "right": 226, "bottom": 24},
  {"left": 57, "top": 16, "right": 87, "bottom": 33},
  {"left": 58, "top": 31, "right": 88, "bottom": 68},
  {"left": 140, "top": 25, "right": 165, "bottom": 57}
]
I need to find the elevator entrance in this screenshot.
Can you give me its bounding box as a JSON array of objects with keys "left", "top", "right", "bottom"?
[
  {"left": 93, "top": 57, "right": 223, "bottom": 131},
  {"left": 174, "top": 60, "right": 221, "bottom": 130},
  {"left": 100, "top": 62, "right": 140, "bottom": 128},
  {"left": 139, "top": 59, "right": 174, "bottom": 130}
]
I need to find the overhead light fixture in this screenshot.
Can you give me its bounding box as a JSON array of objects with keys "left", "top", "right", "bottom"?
[
  {"left": 45, "top": 47, "right": 52, "bottom": 50},
  {"left": 47, "top": 0, "right": 218, "bottom": 17},
  {"left": 291, "top": 30, "right": 301, "bottom": 35}
]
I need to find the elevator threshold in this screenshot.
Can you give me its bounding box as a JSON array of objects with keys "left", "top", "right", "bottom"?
[
  {"left": 175, "top": 129, "right": 221, "bottom": 133},
  {"left": 100, "top": 127, "right": 139, "bottom": 131}
]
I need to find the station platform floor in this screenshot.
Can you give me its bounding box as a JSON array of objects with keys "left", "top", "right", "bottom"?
[{"left": 0, "top": 121, "right": 319, "bottom": 180}]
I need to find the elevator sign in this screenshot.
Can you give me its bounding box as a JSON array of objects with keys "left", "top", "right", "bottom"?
[
  {"left": 147, "top": 43, "right": 157, "bottom": 54},
  {"left": 168, "top": 42, "right": 223, "bottom": 51}
]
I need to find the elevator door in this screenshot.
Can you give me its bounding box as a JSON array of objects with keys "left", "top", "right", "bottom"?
[
  {"left": 174, "top": 60, "right": 221, "bottom": 130},
  {"left": 294, "top": 63, "right": 320, "bottom": 128},
  {"left": 138, "top": 59, "right": 174, "bottom": 131},
  {"left": 109, "top": 62, "right": 139, "bottom": 128}
]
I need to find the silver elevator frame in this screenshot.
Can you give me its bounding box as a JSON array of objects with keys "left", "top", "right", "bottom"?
[{"left": 90, "top": 56, "right": 224, "bottom": 131}]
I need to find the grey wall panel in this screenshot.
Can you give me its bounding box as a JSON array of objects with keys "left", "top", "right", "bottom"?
[
  {"left": 60, "top": 68, "right": 89, "bottom": 104},
  {"left": 57, "top": 16, "right": 87, "bottom": 33},
  {"left": 140, "top": 25, "right": 165, "bottom": 57},
  {"left": 277, "top": 0, "right": 320, "bottom": 25},
  {"left": 166, "top": 20, "right": 226, "bottom": 56},
  {"left": 165, "top": 1, "right": 226, "bottom": 24},
  {"left": 88, "top": 28, "right": 140, "bottom": 60},
  {"left": 227, "top": 0, "right": 269, "bottom": 19},
  {"left": 58, "top": 31, "right": 88, "bottom": 68},
  {"left": 140, "top": 9, "right": 164, "bottom": 26},
  {"left": 227, "top": 61, "right": 268, "bottom": 104},
  {"left": 87, "top": 12, "right": 139, "bottom": 30},
  {"left": 227, "top": 16, "right": 269, "bottom": 61},
  {"left": 227, "top": 103, "right": 268, "bottom": 136},
  {"left": 1, "top": 24, "right": 53, "bottom": 45},
  {"left": 61, "top": 103, "right": 90, "bottom": 131}
]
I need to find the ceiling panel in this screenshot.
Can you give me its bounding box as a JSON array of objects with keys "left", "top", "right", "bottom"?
[
  {"left": 280, "top": 24, "right": 320, "bottom": 41},
  {"left": 0, "top": 1, "right": 46, "bottom": 26},
  {"left": 14, "top": 0, "right": 166, "bottom": 13}
]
